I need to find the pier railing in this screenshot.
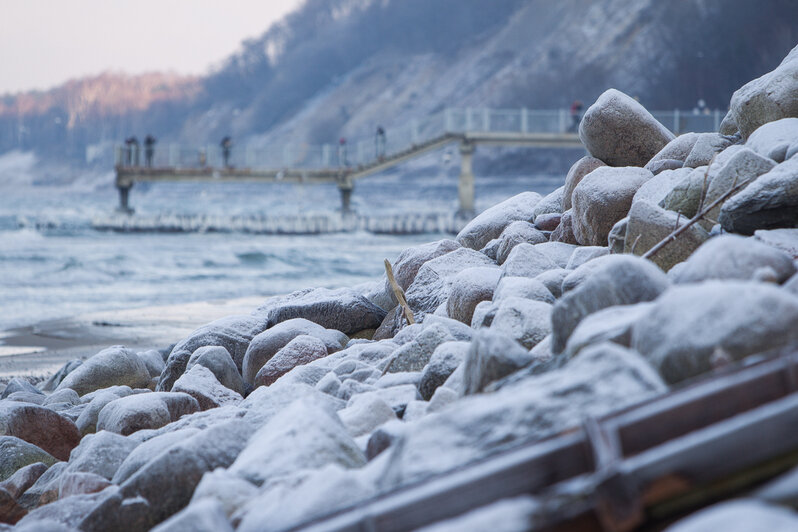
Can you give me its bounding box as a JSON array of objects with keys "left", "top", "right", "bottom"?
[{"left": 115, "top": 107, "right": 724, "bottom": 171}]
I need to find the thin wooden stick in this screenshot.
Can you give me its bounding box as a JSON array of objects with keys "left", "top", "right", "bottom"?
[{"left": 385, "top": 259, "right": 415, "bottom": 325}]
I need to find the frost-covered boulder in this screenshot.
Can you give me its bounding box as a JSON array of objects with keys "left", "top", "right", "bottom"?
[
  {"left": 492, "top": 277, "right": 555, "bottom": 305},
  {"left": 228, "top": 400, "right": 365, "bottom": 487},
  {"left": 40, "top": 359, "right": 83, "bottom": 393},
  {"left": 534, "top": 212, "right": 561, "bottom": 231},
  {"left": 456, "top": 192, "right": 542, "bottom": 250},
  {"left": 728, "top": 44, "right": 798, "bottom": 139},
  {"left": 57, "top": 346, "right": 151, "bottom": 397},
  {"left": 172, "top": 365, "right": 243, "bottom": 410},
  {"left": 75, "top": 387, "right": 134, "bottom": 436},
  {"left": 252, "top": 334, "right": 329, "bottom": 388},
  {"left": 137, "top": 350, "right": 165, "bottom": 379},
  {"left": 551, "top": 255, "right": 669, "bottom": 353},
  {"left": 470, "top": 301, "right": 497, "bottom": 329},
  {"left": 262, "top": 287, "right": 387, "bottom": 335},
  {"left": 446, "top": 267, "right": 502, "bottom": 325},
  {"left": 0, "top": 402, "right": 80, "bottom": 461},
  {"left": 418, "top": 342, "right": 468, "bottom": 400},
  {"left": 1, "top": 379, "right": 42, "bottom": 400},
  {"left": 79, "top": 420, "right": 251, "bottom": 532},
  {"left": 96, "top": 392, "right": 200, "bottom": 436},
  {"left": 550, "top": 209, "right": 579, "bottom": 244},
  {"left": 500, "top": 243, "right": 558, "bottom": 278},
  {"left": 645, "top": 132, "right": 699, "bottom": 171},
  {"left": 157, "top": 314, "right": 269, "bottom": 392},
  {"left": 242, "top": 318, "right": 346, "bottom": 386},
  {"left": 534, "top": 268, "right": 569, "bottom": 299},
  {"left": 535, "top": 242, "right": 578, "bottom": 268},
  {"left": 532, "top": 186, "right": 564, "bottom": 218},
  {"left": 746, "top": 117, "right": 798, "bottom": 162},
  {"left": 190, "top": 468, "right": 258, "bottom": 520},
  {"left": 562, "top": 302, "right": 653, "bottom": 360},
  {"left": 625, "top": 199, "right": 710, "bottom": 271},
  {"left": 185, "top": 346, "right": 244, "bottom": 396},
  {"left": 720, "top": 157, "right": 798, "bottom": 235},
  {"left": 565, "top": 246, "right": 610, "bottom": 270},
  {"left": 571, "top": 166, "right": 652, "bottom": 246},
  {"left": 633, "top": 167, "right": 692, "bottom": 206},
  {"left": 489, "top": 297, "right": 552, "bottom": 350},
  {"left": 660, "top": 166, "right": 708, "bottom": 218},
  {"left": 0, "top": 437, "right": 56, "bottom": 482},
  {"left": 579, "top": 89, "right": 674, "bottom": 166},
  {"left": 386, "top": 239, "right": 461, "bottom": 296},
  {"left": 495, "top": 221, "right": 547, "bottom": 265},
  {"left": 682, "top": 132, "right": 735, "bottom": 168},
  {"left": 378, "top": 342, "right": 665, "bottom": 487},
  {"left": 112, "top": 428, "right": 200, "bottom": 485},
  {"left": 405, "top": 247, "right": 494, "bottom": 318},
  {"left": 607, "top": 216, "right": 628, "bottom": 254},
  {"left": 632, "top": 281, "right": 798, "bottom": 383},
  {"left": 462, "top": 330, "right": 533, "bottom": 395},
  {"left": 338, "top": 394, "right": 397, "bottom": 437},
  {"left": 18, "top": 488, "right": 118, "bottom": 530},
  {"left": 755, "top": 228, "right": 798, "bottom": 259},
  {"left": 562, "top": 156, "right": 606, "bottom": 211},
  {"left": 57, "top": 471, "right": 112, "bottom": 499},
  {"left": 386, "top": 323, "right": 455, "bottom": 373},
  {"left": 672, "top": 235, "right": 796, "bottom": 284},
  {"left": 63, "top": 430, "right": 136, "bottom": 480}
]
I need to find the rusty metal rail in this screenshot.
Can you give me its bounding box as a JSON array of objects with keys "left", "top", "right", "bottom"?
[{"left": 294, "top": 345, "right": 798, "bottom": 531}]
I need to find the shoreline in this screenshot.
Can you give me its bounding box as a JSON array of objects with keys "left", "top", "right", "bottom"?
[{"left": 0, "top": 296, "right": 266, "bottom": 384}]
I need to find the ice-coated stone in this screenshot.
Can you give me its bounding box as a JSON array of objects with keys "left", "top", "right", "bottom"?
[
  {"left": 261, "top": 286, "right": 386, "bottom": 335},
  {"left": 172, "top": 365, "right": 243, "bottom": 410},
  {"left": 495, "top": 221, "right": 547, "bottom": 265},
  {"left": 190, "top": 468, "right": 258, "bottom": 519},
  {"left": 462, "top": 330, "right": 533, "bottom": 395},
  {"left": 157, "top": 314, "right": 269, "bottom": 392},
  {"left": 361, "top": 384, "right": 421, "bottom": 417},
  {"left": 64, "top": 430, "right": 136, "bottom": 480},
  {"left": 386, "top": 323, "right": 455, "bottom": 373},
  {"left": 746, "top": 118, "right": 798, "bottom": 162},
  {"left": 534, "top": 212, "right": 561, "bottom": 231},
  {"left": 456, "top": 191, "right": 542, "bottom": 250},
  {"left": 660, "top": 166, "right": 709, "bottom": 218},
  {"left": 492, "top": 277, "right": 555, "bottom": 305},
  {"left": 551, "top": 254, "right": 669, "bottom": 353},
  {"left": 550, "top": 210, "right": 579, "bottom": 244},
  {"left": 0, "top": 462, "right": 48, "bottom": 501},
  {"left": 40, "top": 359, "right": 82, "bottom": 392},
  {"left": 150, "top": 499, "right": 233, "bottom": 532},
  {"left": 633, "top": 167, "right": 693, "bottom": 206},
  {"left": 79, "top": 420, "right": 252, "bottom": 532},
  {"left": 720, "top": 157, "right": 798, "bottom": 235},
  {"left": 571, "top": 166, "right": 653, "bottom": 246},
  {"left": 565, "top": 246, "right": 609, "bottom": 270},
  {"left": 479, "top": 238, "right": 501, "bottom": 261},
  {"left": 379, "top": 342, "right": 665, "bottom": 487},
  {"left": 338, "top": 394, "right": 397, "bottom": 437},
  {"left": 632, "top": 281, "right": 798, "bottom": 383},
  {"left": 137, "top": 350, "right": 165, "bottom": 379},
  {"left": 562, "top": 302, "right": 653, "bottom": 360},
  {"left": 534, "top": 268, "right": 569, "bottom": 299},
  {"left": 728, "top": 44, "right": 798, "bottom": 139},
  {"left": 421, "top": 315, "right": 475, "bottom": 342},
  {"left": 672, "top": 235, "right": 796, "bottom": 284},
  {"left": 532, "top": 186, "right": 564, "bottom": 218},
  {"left": 4, "top": 392, "right": 45, "bottom": 405},
  {"left": 470, "top": 301, "right": 497, "bottom": 329},
  {"left": 0, "top": 402, "right": 80, "bottom": 461},
  {"left": 185, "top": 346, "right": 244, "bottom": 396},
  {"left": 1, "top": 379, "right": 42, "bottom": 400},
  {"left": 0, "top": 437, "right": 56, "bottom": 483},
  {"left": 755, "top": 228, "right": 798, "bottom": 259},
  {"left": 404, "top": 247, "right": 494, "bottom": 318},
  {"left": 625, "top": 199, "right": 710, "bottom": 271},
  {"left": 56, "top": 345, "right": 151, "bottom": 397},
  {"left": 242, "top": 318, "right": 347, "bottom": 385},
  {"left": 16, "top": 461, "right": 67, "bottom": 510},
  {"left": 446, "top": 267, "right": 502, "bottom": 325},
  {"left": 416, "top": 496, "right": 539, "bottom": 532},
  {"left": 253, "top": 334, "right": 329, "bottom": 387},
  {"left": 75, "top": 388, "right": 134, "bottom": 436},
  {"left": 535, "top": 242, "right": 578, "bottom": 268},
  {"left": 112, "top": 428, "right": 200, "bottom": 485},
  {"left": 489, "top": 297, "right": 552, "bottom": 350},
  {"left": 563, "top": 156, "right": 606, "bottom": 211},
  {"left": 96, "top": 392, "right": 200, "bottom": 436},
  {"left": 664, "top": 499, "right": 798, "bottom": 532},
  {"left": 42, "top": 389, "right": 79, "bottom": 407},
  {"left": 386, "top": 239, "right": 461, "bottom": 299},
  {"left": 579, "top": 88, "right": 674, "bottom": 166},
  {"left": 500, "top": 243, "right": 558, "bottom": 278},
  {"left": 682, "top": 133, "right": 734, "bottom": 168},
  {"left": 645, "top": 132, "right": 699, "bottom": 170},
  {"left": 58, "top": 471, "right": 112, "bottom": 498},
  {"left": 228, "top": 399, "right": 365, "bottom": 486},
  {"left": 18, "top": 488, "right": 118, "bottom": 530},
  {"left": 418, "top": 341, "right": 468, "bottom": 400},
  {"left": 607, "top": 216, "right": 627, "bottom": 254}
]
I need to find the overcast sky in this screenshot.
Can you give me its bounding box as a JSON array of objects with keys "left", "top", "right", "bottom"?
[{"left": 0, "top": 0, "right": 303, "bottom": 95}]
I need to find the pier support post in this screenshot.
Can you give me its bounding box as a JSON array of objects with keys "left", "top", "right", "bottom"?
[
  {"left": 338, "top": 176, "right": 354, "bottom": 214},
  {"left": 116, "top": 184, "right": 134, "bottom": 214},
  {"left": 457, "top": 141, "right": 475, "bottom": 217}
]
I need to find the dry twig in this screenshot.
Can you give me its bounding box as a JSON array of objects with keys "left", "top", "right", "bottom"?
[{"left": 384, "top": 259, "right": 415, "bottom": 325}]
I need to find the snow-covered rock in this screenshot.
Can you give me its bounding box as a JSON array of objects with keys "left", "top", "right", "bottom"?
[
  {"left": 746, "top": 117, "right": 798, "bottom": 162},
  {"left": 185, "top": 346, "right": 244, "bottom": 396},
  {"left": 96, "top": 392, "right": 199, "bottom": 436},
  {"left": 489, "top": 297, "right": 552, "bottom": 350},
  {"left": 563, "top": 156, "right": 606, "bottom": 211},
  {"left": 446, "top": 267, "right": 502, "bottom": 325},
  {"left": 57, "top": 346, "right": 152, "bottom": 397},
  {"left": 172, "top": 365, "right": 243, "bottom": 410},
  {"left": 456, "top": 192, "right": 542, "bottom": 250},
  {"left": 495, "top": 221, "right": 547, "bottom": 265}
]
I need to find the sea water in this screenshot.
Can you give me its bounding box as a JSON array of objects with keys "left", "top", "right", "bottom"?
[{"left": 0, "top": 169, "right": 561, "bottom": 331}]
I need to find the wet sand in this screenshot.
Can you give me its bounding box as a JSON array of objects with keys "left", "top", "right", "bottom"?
[{"left": 0, "top": 297, "right": 265, "bottom": 384}]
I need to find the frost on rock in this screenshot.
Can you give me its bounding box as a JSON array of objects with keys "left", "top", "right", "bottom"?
[{"left": 456, "top": 192, "right": 542, "bottom": 250}]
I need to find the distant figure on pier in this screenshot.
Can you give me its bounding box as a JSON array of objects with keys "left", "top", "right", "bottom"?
[
  {"left": 338, "top": 137, "right": 348, "bottom": 166},
  {"left": 124, "top": 137, "right": 134, "bottom": 166},
  {"left": 220, "top": 136, "right": 232, "bottom": 168},
  {"left": 375, "top": 126, "right": 386, "bottom": 160},
  {"left": 144, "top": 135, "right": 156, "bottom": 167},
  {"left": 569, "top": 100, "right": 583, "bottom": 132},
  {"left": 129, "top": 136, "right": 140, "bottom": 166}
]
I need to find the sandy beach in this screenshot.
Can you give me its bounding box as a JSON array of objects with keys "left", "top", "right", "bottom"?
[{"left": 0, "top": 296, "right": 266, "bottom": 383}]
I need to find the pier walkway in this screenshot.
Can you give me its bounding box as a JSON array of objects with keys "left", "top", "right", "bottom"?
[{"left": 115, "top": 107, "right": 723, "bottom": 214}]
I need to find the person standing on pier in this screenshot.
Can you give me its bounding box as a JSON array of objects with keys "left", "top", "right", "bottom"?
[
  {"left": 144, "top": 135, "right": 156, "bottom": 167},
  {"left": 375, "top": 126, "right": 386, "bottom": 160},
  {"left": 569, "top": 100, "right": 583, "bottom": 132},
  {"left": 124, "top": 137, "right": 134, "bottom": 166},
  {"left": 130, "top": 136, "right": 140, "bottom": 166},
  {"left": 221, "top": 136, "right": 232, "bottom": 168}
]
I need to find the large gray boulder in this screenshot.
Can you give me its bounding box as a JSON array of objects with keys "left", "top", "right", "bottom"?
[
  {"left": 75, "top": 387, "right": 134, "bottom": 436},
  {"left": 631, "top": 281, "right": 798, "bottom": 384},
  {"left": 579, "top": 88, "right": 674, "bottom": 167},
  {"left": 0, "top": 437, "right": 57, "bottom": 482},
  {"left": 241, "top": 318, "right": 347, "bottom": 386},
  {"left": 418, "top": 341, "right": 469, "bottom": 401},
  {"left": 96, "top": 392, "right": 200, "bottom": 436},
  {"left": 461, "top": 330, "right": 533, "bottom": 395},
  {"left": 386, "top": 323, "right": 455, "bottom": 373},
  {"left": 446, "top": 267, "right": 502, "bottom": 325},
  {"left": 672, "top": 235, "right": 796, "bottom": 284},
  {"left": 64, "top": 430, "right": 137, "bottom": 480},
  {"left": 746, "top": 118, "right": 798, "bottom": 162},
  {"left": 172, "top": 365, "right": 243, "bottom": 410},
  {"left": 500, "top": 243, "right": 559, "bottom": 278},
  {"left": 456, "top": 192, "right": 542, "bottom": 250},
  {"left": 728, "top": 44, "right": 798, "bottom": 139},
  {"left": 562, "top": 302, "right": 653, "bottom": 360},
  {"left": 495, "top": 221, "right": 547, "bottom": 265},
  {"left": 720, "top": 157, "right": 798, "bottom": 235},
  {"left": 645, "top": 132, "right": 699, "bottom": 171},
  {"left": 253, "top": 335, "right": 330, "bottom": 388},
  {"left": 562, "top": 156, "right": 606, "bottom": 211},
  {"left": 157, "top": 314, "right": 269, "bottom": 392},
  {"left": 492, "top": 276, "right": 555, "bottom": 305},
  {"left": 682, "top": 133, "right": 735, "bottom": 168},
  {"left": 571, "top": 166, "right": 653, "bottom": 246},
  {"left": 261, "top": 287, "right": 387, "bottom": 335},
  {"left": 489, "top": 297, "right": 552, "bottom": 350},
  {"left": 0, "top": 402, "right": 80, "bottom": 461},
  {"left": 532, "top": 186, "right": 564, "bottom": 218},
  {"left": 185, "top": 346, "right": 244, "bottom": 396},
  {"left": 57, "top": 346, "right": 151, "bottom": 397},
  {"left": 112, "top": 428, "right": 200, "bottom": 485},
  {"left": 551, "top": 255, "right": 669, "bottom": 353},
  {"left": 661, "top": 166, "right": 710, "bottom": 218},
  {"left": 633, "top": 167, "right": 693, "bottom": 206},
  {"left": 755, "top": 228, "right": 798, "bottom": 259},
  {"left": 386, "top": 239, "right": 461, "bottom": 296}
]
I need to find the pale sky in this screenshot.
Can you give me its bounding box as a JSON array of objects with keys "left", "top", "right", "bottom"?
[{"left": 0, "top": 0, "right": 304, "bottom": 95}]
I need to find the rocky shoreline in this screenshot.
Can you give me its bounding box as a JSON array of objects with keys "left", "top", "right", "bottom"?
[{"left": 1, "top": 45, "right": 798, "bottom": 532}]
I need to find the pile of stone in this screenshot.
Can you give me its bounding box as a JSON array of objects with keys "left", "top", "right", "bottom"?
[{"left": 2, "top": 45, "right": 798, "bottom": 532}]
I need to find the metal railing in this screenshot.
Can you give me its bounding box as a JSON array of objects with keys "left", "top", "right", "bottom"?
[{"left": 114, "top": 107, "right": 724, "bottom": 171}]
